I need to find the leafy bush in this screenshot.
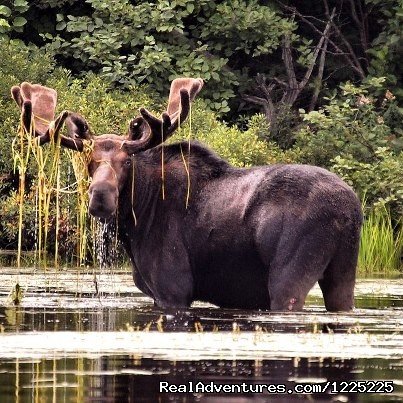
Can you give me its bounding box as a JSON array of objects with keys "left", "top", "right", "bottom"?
[
  {"left": 37, "top": 0, "right": 294, "bottom": 113},
  {"left": 295, "top": 80, "right": 400, "bottom": 167},
  {"left": 172, "top": 109, "right": 293, "bottom": 167},
  {"left": 0, "top": 1, "right": 29, "bottom": 38},
  {"left": 332, "top": 148, "right": 403, "bottom": 220},
  {"left": 293, "top": 79, "right": 402, "bottom": 215}
]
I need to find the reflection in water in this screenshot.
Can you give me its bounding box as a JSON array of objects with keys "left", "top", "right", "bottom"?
[
  {"left": 0, "top": 270, "right": 402, "bottom": 402},
  {"left": 2, "top": 356, "right": 403, "bottom": 402}
]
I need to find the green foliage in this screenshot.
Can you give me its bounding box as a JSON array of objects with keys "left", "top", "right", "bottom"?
[
  {"left": 332, "top": 148, "right": 403, "bottom": 220},
  {"left": 0, "top": 38, "right": 55, "bottom": 96},
  {"left": 0, "top": 190, "right": 36, "bottom": 248},
  {"left": 366, "top": 0, "right": 403, "bottom": 100},
  {"left": 294, "top": 80, "right": 403, "bottom": 229},
  {"left": 295, "top": 80, "right": 401, "bottom": 167},
  {"left": 198, "top": 0, "right": 294, "bottom": 57},
  {"left": 48, "top": 74, "right": 156, "bottom": 135},
  {"left": 39, "top": 0, "right": 294, "bottom": 113},
  {"left": 171, "top": 108, "right": 292, "bottom": 167},
  {"left": 0, "top": 0, "right": 28, "bottom": 37}
]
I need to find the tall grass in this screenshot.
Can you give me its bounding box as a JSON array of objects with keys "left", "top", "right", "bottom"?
[
  {"left": 12, "top": 115, "right": 92, "bottom": 269},
  {"left": 358, "top": 206, "right": 403, "bottom": 276}
]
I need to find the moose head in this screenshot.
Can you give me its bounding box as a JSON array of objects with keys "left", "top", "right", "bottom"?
[{"left": 11, "top": 78, "right": 204, "bottom": 221}]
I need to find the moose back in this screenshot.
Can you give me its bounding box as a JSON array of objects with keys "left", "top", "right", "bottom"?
[{"left": 11, "top": 78, "right": 363, "bottom": 311}]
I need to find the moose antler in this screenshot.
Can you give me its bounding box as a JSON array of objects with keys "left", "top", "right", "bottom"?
[
  {"left": 11, "top": 78, "right": 203, "bottom": 154},
  {"left": 11, "top": 82, "right": 74, "bottom": 148},
  {"left": 139, "top": 78, "right": 203, "bottom": 148}
]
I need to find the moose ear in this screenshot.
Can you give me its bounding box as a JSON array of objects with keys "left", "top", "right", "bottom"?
[
  {"left": 127, "top": 116, "right": 150, "bottom": 141},
  {"left": 11, "top": 86, "right": 23, "bottom": 108},
  {"left": 65, "top": 113, "right": 92, "bottom": 140}
]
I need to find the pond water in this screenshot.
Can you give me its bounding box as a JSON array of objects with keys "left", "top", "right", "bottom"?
[{"left": 0, "top": 267, "right": 402, "bottom": 402}]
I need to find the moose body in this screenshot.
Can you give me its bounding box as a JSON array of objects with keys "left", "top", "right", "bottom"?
[
  {"left": 117, "top": 142, "right": 362, "bottom": 311},
  {"left": 11, "top": 78, "right": 362, "bottom": 311}
]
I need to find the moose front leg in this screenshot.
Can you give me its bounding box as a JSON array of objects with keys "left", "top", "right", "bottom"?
[{"left": 146, "top": 248, "right": 194, "bottom": 309}]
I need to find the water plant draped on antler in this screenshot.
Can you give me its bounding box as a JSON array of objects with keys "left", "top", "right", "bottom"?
[{"left": 11, "top": 78, "right": 204, "bottom": 153}]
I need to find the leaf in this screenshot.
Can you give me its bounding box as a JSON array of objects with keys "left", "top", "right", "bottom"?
[
  {"left": 0, "top": 6, "right": 11, "bottom": 17},
  {"left": 0, "top": 18, "right": 10, "bottom": 28},
  {"left": 211, "top": 71, "right": 219, "bottom": 80},
  {"left": 186, "top": 3, "right": 194, "bottom": 13},
  {"left": 13, "top": 0, "right": 28, "bottom": 7},
  {"left": 56, "top": 21, "right": 66, "bottom": 31},
  {"left": 13, "top": 16, "right": 27, "bottom": 27},
  {"left": 391, "top": 137, "right": 403, "bottom": 150}
]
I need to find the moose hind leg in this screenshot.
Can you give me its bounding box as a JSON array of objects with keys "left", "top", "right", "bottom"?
[
  {"left": 265, "top": 229, "right": 335, "bottom": 311},
  {"left": 267, "top": 251, "right": 330, "bottom": 311},
  {"left": 268, "top": 267, "right": 321, "bottom": 311},
  {"left": 318, "top": 238, "right": 358, "bottom": 312}
]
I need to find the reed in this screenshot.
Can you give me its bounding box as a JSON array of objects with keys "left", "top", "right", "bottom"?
[
  {"left": 68, "top": 147, "right": 93, "bottom": 266},
  {"left": 12, "top": 114, "right": 32, "bottom": 268},
  {"left": 11, "top": 113, "right": 93, "bottom": 269},
  {"left": 358, "top": 206, "right": 403, "bottom": 276}
]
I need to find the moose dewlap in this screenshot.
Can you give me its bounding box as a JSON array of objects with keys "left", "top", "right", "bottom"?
[{"left": 11, "top": 78, "right": 363, "bottom": 311}]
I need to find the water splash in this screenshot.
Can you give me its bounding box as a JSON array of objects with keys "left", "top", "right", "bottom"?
[{"left": 93, "top": 220, "right": 120, "bottom": 298}]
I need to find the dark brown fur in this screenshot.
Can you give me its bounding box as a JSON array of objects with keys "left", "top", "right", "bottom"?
[{"left": 114, "top": 141, "right": 362, "bottom": 311}]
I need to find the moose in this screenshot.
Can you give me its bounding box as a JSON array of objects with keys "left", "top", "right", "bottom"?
[{"left": 11, "top": 78, "right": 362, "bottom": 311}]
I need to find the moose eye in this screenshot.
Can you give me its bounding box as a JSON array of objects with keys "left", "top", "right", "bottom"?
[{"left": 124, "top": 158, "right": 132, "bottom": 167}]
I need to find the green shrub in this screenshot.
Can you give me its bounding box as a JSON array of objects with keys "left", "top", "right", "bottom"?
[
  {"left": 332, "top": 148, "right": 403, "bottom": 220},
  {"left": 171, "top": 109, "right": 293, "bottom": 167},
  {"left": 0, "top": 1, "right": 29, "bottom": 39},
  {"left": 295, "top": 80, "right": 400, "bottom": 167}
]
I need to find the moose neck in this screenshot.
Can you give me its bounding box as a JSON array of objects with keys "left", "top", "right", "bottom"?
[
  {"left": 116, "top": 142, "right": 231, "bottom": 246},
  {"left": 117, "top": 146, "right": 195, "bottom": 236}
]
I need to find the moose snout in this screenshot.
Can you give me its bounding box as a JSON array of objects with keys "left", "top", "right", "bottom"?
[{"left": 88, "top": 182, "right": 118, "bottom": 220}]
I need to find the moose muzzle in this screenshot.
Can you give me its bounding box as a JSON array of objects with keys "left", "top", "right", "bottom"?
[{"left": 88, "top": 182, "right": 119, "bottom": 220}]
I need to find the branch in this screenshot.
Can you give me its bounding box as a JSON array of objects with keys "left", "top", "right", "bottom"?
[
  {"left": 272, "top": 77, "right": 288, "bottom": 87},
  {"left": 348, "top": 0, "right": 369, "bottom": 56},
  {"left": 323, "top": 1, "right": 366, "bottom": 78},
  {"left": 309, "top": 33, "right": 329, "bottom": 111},
  {"left": 278, "top": 3, "right": 366, "bottom": 79},
  {"left": 348, "top": 0, "right": 361, "bottom": 27},
  {"left": 168, "top": 28, "right": 233, "bottom": 74},
  {"left": 256, "top": 74, "right": 276, "bottom": 100},
  {"left": 243, "top": 94, "right": 275, "bottom": 123},
  {"left": 299, "top": 8, "right": 335, "bottom": 92},
  {"left": 322, "top": 0, "right": 330, "bottom": 16},
  {"left": 282, "top": 34, "right": 298, "bottom": 90}
]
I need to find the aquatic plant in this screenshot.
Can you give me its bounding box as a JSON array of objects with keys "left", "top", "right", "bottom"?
[
  {"left": 11, "top": 107, "right": 91, "bottom": 269},
  {"left": 358, "top": 206, "right": 403, "bottom": 276}
]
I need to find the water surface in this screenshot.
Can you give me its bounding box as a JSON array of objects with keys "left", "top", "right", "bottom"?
[{"left": 0, "top": 268, "right": 402, "bottom": 402}]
